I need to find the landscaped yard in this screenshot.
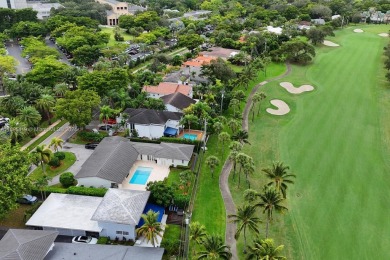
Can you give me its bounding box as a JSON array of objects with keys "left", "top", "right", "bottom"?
[
  {"left": 230, "top": 25, "right": 390, "bottom": 259},
  {"left": 28, "top": 151, "right": 76, "bottom": 181},
  {"left": 99, "top": 26, "right": 135, "bottom": 46}
]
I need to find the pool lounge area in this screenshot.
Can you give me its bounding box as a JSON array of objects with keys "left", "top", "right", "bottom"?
[
  {"left": 178, "top": 129, "right": 204, "bottom": 141},
  {"left": 121, "top": 161, "right": 170, "bottom": 191}
]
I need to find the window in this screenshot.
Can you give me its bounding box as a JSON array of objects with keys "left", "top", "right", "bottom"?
[
  {"left": 117, "top": 7, "right": 120, "bottom": 10},
  {"left": 121, "top": 7, "right": 123, "bottom": 9},
  {"left": 123, "top": 231, "right": 129, "bottom": 235},
  {"left": 116, "top": 231, "right": 123, "bottom": 235},
  {"left": 182, "top": 160, "right": 184, "bottom": 164},
  {"left": 130, "top": 123, "right": 135, "bottom": 130},
  {"left": 172, "top": 159, "right": 174, "bottom": 163},
  {"left": 124, "top": 7, "right": 127, "bottom": 9}
]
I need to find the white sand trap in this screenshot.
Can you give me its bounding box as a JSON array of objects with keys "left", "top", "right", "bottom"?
[
  {"left": 266, "top": 99, "right": 290, "bottom": 116},
  {"left": 353, "top": 29, "right": 364, "bottom": 33},
  {"left": 280, "top": 82, "right": 314, "bottom": 94},
  {"left": 323, "top": 40, "right": 339, "bottom": 47},
  {"left": 378, "top": 33, "right": 389, "bottom": 37}
]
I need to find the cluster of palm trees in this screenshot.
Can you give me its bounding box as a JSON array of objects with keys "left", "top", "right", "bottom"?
[{"left": 228, "top": 162, "right": 296, "bottom": 259}]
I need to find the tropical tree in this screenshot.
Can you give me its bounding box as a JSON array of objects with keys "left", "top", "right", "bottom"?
[
  {"left": 228, "top": 119, "right": 240, "bottom": 135},
  {"left": 53, "top": 83, "right": 68, "bottom": 98},
  {"left": 242, "top": 159, "right": 255, "bottom": 186},
  {"left": 229, "top": 141, "right": 243, "bottom": 152},
  {"left": 36, "top": 94, "right": 56, "bottom": 123},
  {"left": 255, "top": 188, "right": 287, "bottom": 238},
  {"left": 179, "top": 170, "right": 193, "bottom": 193},
  {"left": 180, "top": 114, "right": 198, "bottom": 132},
  {"left": 49, "top": 137, "right": 64, "bottom": 152},
  {"left": 213, "top": 121, "right": 223, "bottom": 134},
  {"left": 246, "top": 238, "right": 286, "bottom": 260},
  {"left": 7, "top": 118, "right": 27, "bottom": 143},
  {"left": 218, "top": 132, "right": 230, "bottom": 156},
  {"left": 228, "top": 204, "right": 261, "bottom": 253},
  {"left": 33, "top": 145, "right": 52, "bottom": 176},
  {"left": 34, "top": 175, "right": 51, "bottom": 200},
  {"left": 251, "top": 92, "right": 266, "bottom": 121},
  {"left": 205, "top": 156, "right": 220, "bottom": 178},
  {"left": 232, "top": 130, "right": 250, "bottom": 145},
  {"left": 230, "top": 98, "right": 240, "bottom": 116},
  {"left": 263, "top": 162, "right": 296, "bottom": 198},
  {"left": 190, "top": 221, "right": 207, "bottom": 256},
  {"left": 99, "top": 105, "right": 116, "bottom": 131},
  {"left": 18, "top": 106, "right": 41, "bottom": 127},
  {"left": 236, "top": 153, "right": 253, "bottom": 187},
  {"left": 197, "top": 235, "right": 232, "bottom": 259},
  {"left": 136, "top": 209, "right": 164, "bottom": 247},
  {"left": 244, "top": 189, "right": 258, "bottom": 203},
  {"left": 229, "top": 150, "right": 239, "bottom": 181}
]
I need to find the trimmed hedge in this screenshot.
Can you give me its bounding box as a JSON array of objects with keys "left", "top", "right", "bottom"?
[
  {"left": 54, "top": 151, "right": 66, "bottom": 160},
  {"left": 48, "top": 156, "right": 60, "bottom": 167},
  {"left": 97, "top": 237, "right": 109, "bottom": 244},
  {"left": 78, "top": 131, "right": 108, "bottom": 142},
  {"left": 59, "top": 172, "right": 76, "bottom": 188},
  {"left": 67, "top": 186, "right": 107, "bottom": 197},
  {"left": 31, "top": 186, "right": 67, "bottom": 197},
  {"left": 129, "top": 137, "right": 160, "bottom": 144}
]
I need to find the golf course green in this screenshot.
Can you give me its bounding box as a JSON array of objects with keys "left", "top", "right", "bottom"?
[{"left": 231, "top": 25, "right": 390, "bottom": 259}]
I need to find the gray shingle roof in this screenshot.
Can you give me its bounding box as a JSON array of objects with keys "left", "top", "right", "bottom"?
[
  {"left": 160, "top": 92, "right": 196, "bottom": 110},
  {"left": 0, "top": 229, "right": 58, "bottom": 260},
  {"left": 131, "top": 142, "right": 194, "bottom": 161},
  {"left": 75, "top": 137, "right": 138, "bottom": 183},
  {"left": 46, "top": 243, "right": 164, "bottom": 260},
  {"left": 124, "top": 108, "right": 182, "bottom": 125},
  {"left": 91, "top": 189, "right": 150, "bottom": 225}
]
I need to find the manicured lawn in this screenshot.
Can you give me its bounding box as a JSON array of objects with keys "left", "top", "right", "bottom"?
[
  {"left": 163, "top": 224, "right": 181, "bottom": 241},
  {"left": 29, "top": 151, "right": 76, "bottom": 181},
  {"left": 231, "top": 24, "right": 390, "bottom": 259},
  {"left": 99, "top": 26, "right": 135, "bottom": 46}
]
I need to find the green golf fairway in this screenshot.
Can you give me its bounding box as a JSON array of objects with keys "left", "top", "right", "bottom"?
[{"left": 233, "top": 25, "right": 390, "bottom": 259}]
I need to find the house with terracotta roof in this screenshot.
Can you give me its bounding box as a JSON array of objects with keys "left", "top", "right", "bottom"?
[
  {"left": 182, "top": 55, "right": 217, "bottom": 68},
  {"left": 143, "top": 82, "right": 193, "bottom": 99}
]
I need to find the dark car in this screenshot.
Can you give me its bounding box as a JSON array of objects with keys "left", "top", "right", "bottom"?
[
  {"left": 18, "top": 195, "right": 38, "bottom": 204},
  {"left": 99, "top": 125, "right": 113, "bottom": 130},
  {"left": 72, "top": 236, "right": 98, "bottom": 244},
  {"left": 85, "top": 143, "right": 99, "bottom": 150}
]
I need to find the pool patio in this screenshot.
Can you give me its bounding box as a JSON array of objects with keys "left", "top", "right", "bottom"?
[
  {"left": 120, "top": 161, "right": 170, "bottom": 190},
  {"left": 178, "top": 129, "right": 204, "bottom": 141}
]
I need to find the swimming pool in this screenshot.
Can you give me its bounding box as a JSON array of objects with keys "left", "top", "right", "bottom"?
[
  {"left": 129, "top": 167, "right": 153, "bottom": 185},
  {"left": 183, "top": 133, "right": 197, "bottom": 141}
]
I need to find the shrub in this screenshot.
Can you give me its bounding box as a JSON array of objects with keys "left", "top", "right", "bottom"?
[
  {"left": 48, "top": 156, "right": 60, "bottom": 167},
  {"left": 54, "top": 151, "right": 66, "bottom": 160},
  {"left": 130, "top": 137, "right": 160, "bottom": 144},
  {"left": 146, "top": 180, "right": 175, "bottom": 207},
  {"left": 60, "top": 172, "right": 76, "bottom": 188},
  {"left": 78, "top": 131, "right": 107, "bottom": 142},
  {"left": 174, "top": 194, "right": 190, "bottom": 209},
  {"left": 67, "top": 186, "right": 107, "bottom": 197},
  {"left": 31, "top": 186, "right": 67, "bottom": 197},
  {"left": 161, "top": 238, "right": 180, "bottom": 257},
  {"left": 97, "top": 237, "right": 109, "bottom": 244}
]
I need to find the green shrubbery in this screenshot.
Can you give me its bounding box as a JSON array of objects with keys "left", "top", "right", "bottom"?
[
  {"left": 67, "top": 186, "right": 107, "bottom": 197},
  {"left": 48, "top": 156, "right": 60, "bottom": 167},
  {"left": 78, "top": 131, "right": 108, "bottom": 142},
  {"left": 173, "top": 194, "right": 190, "bottom": 209},
  {"left": 59, "top": 172, "right": 76, "bottom": 188},
  {"left": 54, "top": 151, "right": 66, "bottom": 160}
]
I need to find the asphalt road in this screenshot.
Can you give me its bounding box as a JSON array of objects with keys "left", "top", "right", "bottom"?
[
  {"left": 5, "top": 41, "right": 31, "bottom": 75},
  {"left": 44, "top": 37, "right": 72, "bottom": 66}
]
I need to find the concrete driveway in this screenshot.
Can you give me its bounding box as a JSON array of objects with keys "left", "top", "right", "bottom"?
[{"left": 5, "top": 40, "right": 31, "bottom": 74}]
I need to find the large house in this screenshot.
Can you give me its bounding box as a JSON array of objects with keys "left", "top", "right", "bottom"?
[
  {"left": 160, "top": 92, "right": 196, "bottom": 113},
  {"left": 143, "top": 82, "right": 193, "bottom": 99},
  {"left": 96, "top": 0, "right": 146, "bottom": 25},
  {"left": 75, "top": 136, "right": 194, "bottom": 188},
  {"left": 125, "top": 108, "right": 183, "bottom": 139}
]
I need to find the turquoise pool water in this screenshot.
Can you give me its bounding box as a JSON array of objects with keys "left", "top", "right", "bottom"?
[
  {"left": 183, "top": 133, "right": 197, "bottom": 141},
  {"left": 129, "top": 167, "right": 152, "bottom": 185}
]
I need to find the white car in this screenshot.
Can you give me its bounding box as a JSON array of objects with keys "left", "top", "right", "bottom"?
[{"left": 71, "top": 236, "right": 98, "bottom": 244}]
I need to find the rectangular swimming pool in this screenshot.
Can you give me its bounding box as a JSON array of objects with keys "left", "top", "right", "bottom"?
[
  {"left": 129, "top": 167, "right": 153, "bottom": 185},
  {"left": 183, "top": 133, "right": 197, "bottom": 141}
]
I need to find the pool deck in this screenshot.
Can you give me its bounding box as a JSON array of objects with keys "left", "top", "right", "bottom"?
[
  {"left": 120, "top": 161, "right": 170, "bottom": 190},
  {"left": 178, "top": 129, "right": 204, "bottom": 141}
]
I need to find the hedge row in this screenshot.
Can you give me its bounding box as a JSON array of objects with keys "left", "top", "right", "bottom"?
[{"left": 31, "top": 186, "right": 107, "bottom": 197}]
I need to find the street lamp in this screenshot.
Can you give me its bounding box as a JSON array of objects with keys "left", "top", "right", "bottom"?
[{"left": 220, "top": 89, "right": 225, "bottom": 114}]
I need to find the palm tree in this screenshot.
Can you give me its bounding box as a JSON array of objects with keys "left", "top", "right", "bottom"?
[
  {"left": 190, "top": 221, "right": 207, "bottom": 256},
  {"left": 246, "top": 238, "right": 286, "bottom": 260},
  {"left": 53, "top": 83, "right": 68, "bottom": 98},
  {"left": 49, "top": 137, "right": 64, "bottom": 152},
  {"left": 228, "top": 119, "right": 240, "bottom": 135},
  {"left": 229, "top": 150, "right": 239, "bottom": 180},
  {"left": 99, "top": 105, "right": 115, "bottom": 131},
  {"left": 232, "top": 130, "right": 250, "bottom": 145},
  {"left": 255, "top": 188, "right": 287, "bottom": 238},
  {"left": 213, "top": 121, "right": 223, "bottom": 134},
  {"left": 228, "top": 204, "right": 261, "bottom": 253},
  {"left": 205, "top": 156, "right": 220, "bottom": 178},
  {"left": 136, "top": 210, "right": 164, "bottom": 247},
  {"left": 254, "top": 92, "right": 266, "bottom": 116},
  {"left": 263, "top": 162, "right": 296, "bottom": 199},
  {"left": 244, "top": 189, "right": 258, "bottom": 203},
  {"left": 197, "top": 235, "right": 232, "bottom": 259},
  {"left": 34, "top": 175, "right": 51, "bottom": 200},
  {"left": 218, "top": 132, "right": 230, "bottom": 156},
  {"left": 180, "top": 114, "right": 198, "bottom": 132},
  {"left": 242, "top": 159, "right": 255, "bottom": 185},
  {"left": 8, "top": 118, "right": 27, "bottom": 143},
  {"left": 229, "top": 141, "right": 243, "bottom": 152},
  {"left": 230, "top": 98, "right": 240, "bottom": 116},
  {"left": 33, "top": 145, "right": 52, "bottom": 176},
  {"left": 36, "top": 94, "right": 56, "bottom": 123},
  {"left": 18, "top": 106, "right": 41, "bottom": 127}
]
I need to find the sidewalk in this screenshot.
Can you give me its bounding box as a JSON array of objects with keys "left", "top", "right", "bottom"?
[{"left": 21, "top": 120, "right": 61, "bottom": 150}]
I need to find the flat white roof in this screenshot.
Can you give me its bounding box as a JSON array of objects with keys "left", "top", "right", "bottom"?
[{"left": 26, "top": 193, "right": 102, "bottom": 232}]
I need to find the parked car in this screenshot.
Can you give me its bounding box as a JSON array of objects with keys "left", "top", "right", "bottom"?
[
  {"left": 99, "top": 125, "right": 113, "bottom": 130},
  {"left": 85, "top": 143, "right": 99, "bottom": 150},
  {"left": 17, "top": 195, "right": 38, "bottom": 204},
  {"left": 102, "top": 118, "right": 117, "bottom": 125},
  {"left": 72, "top": 236, "right": 98, "bottom": 244}
]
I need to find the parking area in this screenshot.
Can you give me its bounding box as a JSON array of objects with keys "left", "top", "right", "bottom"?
[{"left": 5, "top": 40, "right": 31, "bottom": 74}]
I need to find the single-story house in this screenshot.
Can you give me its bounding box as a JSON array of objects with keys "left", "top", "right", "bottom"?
[
  {"left": 200, "top": 47, "right": 240, "bottom": 59},
  {"left": 266, "top": 26, "right": 282, "bottom": 35},
  {"left": 0, "top": 229, "right": 58, "bottom": 260},
  {"left": 26, "top": 189, "right": 151, "bottom": 241},
  {"left": 124, "top": 108, "right": 183, "bottom": 139},
  {"left": 160, "top": 92, "right": 196, "bottom": 112},
  {"left": 143, "top": 82, "right": 193, "bottom": 99},
  {"left": 75, "top": 136, "right": 194, "bottom": 188},
  {"left": 182, "top": 55, "right": 216, "bottom": 68},
  {"left": 311, "top": 18, "right": 325, "bottom": 25}
]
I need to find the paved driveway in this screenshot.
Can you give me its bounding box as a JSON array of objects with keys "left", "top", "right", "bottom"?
[{"left": 5, "top": 41, "right": 31, "bottom": 74}]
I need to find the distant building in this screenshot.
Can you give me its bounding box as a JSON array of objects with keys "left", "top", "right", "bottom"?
[
  {"left": 311, "top": 19, "right": 325, "bottom": 25},
  {"left": 27, "top": 2, "right": 63, "bottom": 19},
  {"left": 96, "top": 0, "right": 146, "bottom": 25},
  {"left": 143, "top": 82, "right": 193, "bottom": 98},
  {"left": 183, "top": 10, "right": 212, "bottom": 20},
  {"left": 0, "top": 0, "right": 27, "bottom": 9}
]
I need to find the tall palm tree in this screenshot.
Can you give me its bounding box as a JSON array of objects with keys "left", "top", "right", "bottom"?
[
  {"left": 34, "top": 175, "right": 51, "bottom": 200},
  {"left": 242, "top": 160, "right": 255, "bottom": 185},
  {"left": 246, "top": 238, "right": 286, "bottom": 260},
  {"left": 236, "top": 152, "right": 250, "bottom": 187},
  {"left": 213, "top": 121, "right": 223, "bottom": 134},
  {"left": 232, "top": 130, "right": 250, "bottom": 145},
  {"left": 230, "top": 98, "right": 240, "bottom": 116},
  {"left": 49, "top": 137, "right": 64, "bottom": 152},
  {"left": 8, "top": 118, "right": 27, "bottom": 143},
  {"left": 255, "top": 188, "right": 287, "bottom": 238},
  {"left": 33, "top": 145, "right": 52, "bottom": 176},
  {"left": 99, "top": 105, "right": 115, "bottom": 131},
  {"left": 244, "top": 189, "right": 258, "bottom": 203},
  {"left": 180, "top": 114, "right": 198, "bottom": 132},
  {"left": 53, "top": 83, "right": 68, "bottom": 98},
  {"left": 228, "top": 204, "right": 261, "bottom": 253},
  {"left": 254, "top": 92, "right": 266, "bottom": 116},
  {"left": 136, "top": 210, "right": 164, "bottom": 247},
  {"left": 197, "top": 235, "right": 232, "bottom": 259},
  {"left": 205, "top": 156, "right": 220, "bottom": 178},
  {"left": 218, "top": 132, "right": 230, "bottom": 156},
  {"left": 229, "top": 141, "right": 243, "bottom": 152},
  {"left": 263, "top": 162, "right": 296, "bottom": 199},
  {"left": 190, "top": 221, "right": 207, "bottom": 256},
  {"left": 229, "top": 150, "right": 239, "bottom": 180},
  {"left": 18, "top": 106, "right": 41, "bottom": 127},
  {"left": 228, "top": 119, "right": 240, "bottom": 135},
  {"left": 36, "top": 94, "right": 56, "bottom": 124}
]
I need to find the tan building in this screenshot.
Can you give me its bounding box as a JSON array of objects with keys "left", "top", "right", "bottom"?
[{"left": 96, "top": 0, "right": 146, "bottom": 25}]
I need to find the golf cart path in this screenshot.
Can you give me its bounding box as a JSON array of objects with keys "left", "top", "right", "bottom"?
[{"left": 219, "top": 63, "right": 291, "bottom": 259}]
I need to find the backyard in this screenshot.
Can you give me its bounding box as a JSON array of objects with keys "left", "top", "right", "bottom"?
[{"left": 230, "top": 25, "right": 390, "bottom": 259}]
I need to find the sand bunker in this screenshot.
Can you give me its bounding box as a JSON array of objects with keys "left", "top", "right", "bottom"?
[
  {"left": 280, "top": 82, "right": 314, "bottom": 94},
  {"left": 266, "top": 100, "right": 290, "bottom": 116},
  {"left": 323, "top": 40, "right": 339, "bottom": 47},
  {"left": 353, "top": 29, "right": 364, "bottom": 33},
  {"left": 378, "top": 33, "right": 389, "bottom": 37}
]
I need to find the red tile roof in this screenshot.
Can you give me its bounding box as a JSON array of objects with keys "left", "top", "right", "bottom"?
[
  {"left": 143, "top": 82, "right": 192, "bottom": 96},
  {"left": 182, "top": 55, "right": 217, "bottom": 67}
]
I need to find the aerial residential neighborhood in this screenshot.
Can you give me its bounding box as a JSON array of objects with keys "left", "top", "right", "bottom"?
[{"left": 0, "top": 0, "right": 389, "bottom": 259}]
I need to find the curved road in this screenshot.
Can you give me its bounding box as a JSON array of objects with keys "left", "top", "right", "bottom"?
[{"left": 219, "top": 63, "right": 291, "bottom": 259}]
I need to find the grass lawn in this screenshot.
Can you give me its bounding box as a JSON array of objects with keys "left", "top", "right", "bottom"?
[
  {"left": 29, "top": 151, "right": 76, "bottom": 181},
  {"left": 99, "top": 26, "right": 135, "bottom": 46},
  {"left": 0, "top": 204, "right": 34, "bottom": 228},
  {"left": 24, "top": 120, "right": 67, "bottom": 152},
  {"left": 230, "top": 24, "right": 390, "bottom": 259},
  {"left": 163, "top": 224, "right": 181, "bottom": 241}
]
